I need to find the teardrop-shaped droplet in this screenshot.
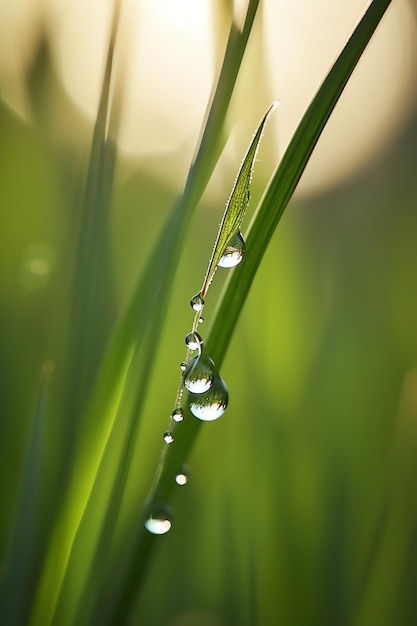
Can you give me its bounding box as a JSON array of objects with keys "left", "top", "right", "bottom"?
[
  {"left": 144, "top": 506, "right": 172, "bottom": 535},
  {"left": 185, "top": 331, "right": 202, "bottom": 351},
  {"left": 175, "top": 472, "right": 188, "bottom": 486},
  {"left": 218, "top": 231, "right": 245, "bottom": 268},
  {"left": 163, "top": 431, "right": 175, "bottom": 444},
  {"left": 184, "top": 349, "right": 216, "bottom": 394},
  {"left": 171, "top": 408, "right": 184, "bottom": 423},
  {"left": 190, "top": 293, "right": 204, "bottom": 312},
  {"left": 189, "top": 375, "right": 228, "bottom": 421}
]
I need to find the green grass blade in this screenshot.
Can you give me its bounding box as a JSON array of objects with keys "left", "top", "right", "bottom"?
[
  {"left": 0, "top": 363, "right": 52, "bottom": 626},
  {"left": 113, "top": 0, "right": 393, "bottom": 620},
  {"left": 199, "top": 101, "right": 278, "bottom": 299}
]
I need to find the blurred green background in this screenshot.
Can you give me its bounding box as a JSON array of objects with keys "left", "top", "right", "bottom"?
[{"left": 1, "top": 1, "right": 417, "bottom": 625}]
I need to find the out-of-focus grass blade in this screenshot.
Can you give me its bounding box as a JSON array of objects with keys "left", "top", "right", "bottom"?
[
  {"left": 199, "top": 101, "right": 278, "bottom": 299},
  {"left": 0, "top": 363, "right": 52, "bottom": 626},
  {"left": 119, "top": 0, "right": 393, "bottom": 616},
  {"left": 30, "top": 2, "right": 261, "bottom": 625},
  {"left": 58, "top": 10, "right": 118, "bottom": 454}
]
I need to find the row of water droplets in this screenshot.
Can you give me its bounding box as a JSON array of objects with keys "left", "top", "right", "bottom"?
[{"left": 144, "top": 231, "right": 245, "bottom": 535}]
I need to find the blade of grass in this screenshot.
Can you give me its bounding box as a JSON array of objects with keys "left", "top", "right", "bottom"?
[
  {"left": 0, "top": 363, "right": 52, "bottom": 626},
  {"left": 30, "top": 3, "right": 262, "bottom": 625},
  {"left": 109, "top": 0, "right": 393, "bottom": 622},
  {"left": 56, "top": 0, "right": 121, "bottom": 465}
]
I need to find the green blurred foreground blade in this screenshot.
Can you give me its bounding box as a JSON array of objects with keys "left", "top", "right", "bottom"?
[{"left": 200, "top": 101, "right": 278, "bottom": 298}]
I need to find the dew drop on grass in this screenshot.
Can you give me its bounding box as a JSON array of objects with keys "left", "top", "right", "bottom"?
[
  {"left": 175, "top": 472, "right": 188, "bottom": 486},
  {"left": 189, "top": 375, "right": 228, "bottom": 421},
  {"left": 190, "top": 293, "right": 204, "bottom": 311},
  {"left": 180, "top": 362, "right": 187, "bottom": 372},
  {"left": 144, "top": 508, "right": 172, "bottom": 535},
  {"left": 218, "top": 231, "right": 246, "bottom": 268},
  {"left": 171, "top": 408, "right": 184, "bottom": 423},
  {"left": 185, "top": 332, "right": 202, "bottom": 351},
  {"left": 198, "top": 315, "right": 204, "bottom": 325},
  {"left": 163, "top": 431, "right": 175, "bottom": 444},
  {"left": 184, "top": 350, "right": 216, "bottom": 394}
]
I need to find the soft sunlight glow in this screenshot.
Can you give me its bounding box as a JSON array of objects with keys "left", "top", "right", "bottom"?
[
  {"left": 263, "top": 0, "right": 417, "bottom": 194},
  {"left": 0, "top": 0, "right": 416, "bottom": 193}
]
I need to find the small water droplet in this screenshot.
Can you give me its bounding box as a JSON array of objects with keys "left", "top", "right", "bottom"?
[
  {"left": 144, "top": 507, "right": 172, "bottom": 535},
  {"left": 175, "top": 472, "right": 188, "bottom": 486},
  {"left": 184, "top": 349, "right": 216, "bottom": 394},
  {"left": 180, "top": 362, "right": 187, "bottom": 372},
  {"left": 163, "top": 431, "right": 175, "bottom": 444},
  {"left": 198, "top": 315, "right": 204, "bottom": 324},
  {"left": 189, "top": 376, "right": 228, "bottom": 421},
  {"left": 185, "top": 332, "right": 202, "bottom": 351},
  {"left": 190, "top": 293, "right": 204, "bottom": 311},
  {"left": 171, "top": 408, "right": 184, "bottom": 423},
  {"left": 218, "top": 231, "right": 245, "bottom": 268}
]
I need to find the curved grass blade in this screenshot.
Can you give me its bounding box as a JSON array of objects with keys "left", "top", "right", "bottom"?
[
  {"left": 199, "top": 101, "right": 278, "bottom": 299},
  {"left": 110, "top": 0, "right": 393, "bottom": 621}
]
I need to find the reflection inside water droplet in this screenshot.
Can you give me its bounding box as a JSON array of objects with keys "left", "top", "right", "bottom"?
[
  {"left": 144, "top": 508, "right": 172, "bottom": 535},
  {"left": 185, "top": 332, "right": 202, "bottom": 351},
  {"left": 190, "top": 293, "right": 204, "bottom": 311},
  {"left": 184, "top": 350, "right": 216, "bottom": 394},
  {"left": 163, "top": 431, "right": 175, "bottom": 444},
  {"left": 189, "top": 375, "right": 228, "bottom": 421},
  {"left": 171, "top": 408, "right": 184, "bottom": 423},
  {"left": 218, "top": 231, "right": 245, "bottom": 268}
]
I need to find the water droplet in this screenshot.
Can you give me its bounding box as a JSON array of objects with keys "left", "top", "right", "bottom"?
[
  {"left": 171, "top": 408, "right": 184, "bottom": 423},
  {"left": 218, "top": 231, "right": 245, "bottom": 268},
  {"left": 189, "top": 376, "right": 228, "bottom": 421},
  {"left": 184, "top": 349, "right": 216, "bottom": 394},
  {"left": 175, "top": 472, "right": 188, "bottom": 486},
  {"left": 163, "top": 431, "right": 175, "bottom": 444},
  {"left": 144, "top": 507, "right": 172, "bottom": 535},
  {"left": 198, "top": 316, "right": 204, "bottom": 325},
  {"left": 190, "top": 293, "right": 204, "bottom": 312},
  {"left": 180, "top": 362, "right": 187, "bottom": 372},
  {"left": 185, "top": 332, "right": 202, "bottom": 351}
]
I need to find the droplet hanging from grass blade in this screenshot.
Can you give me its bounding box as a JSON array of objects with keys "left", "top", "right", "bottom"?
[
  {"left": 189, "top": 375, "right": 228, "bottom": 421},
  {"left": 163, "top": 431, "right": 175, "bottom": 444},
  {"left": 190, "top": 293, "right": 204, "bottom": 312},
  {"left": 183, "top": 348, "right": 216, "bottom": 394},
  {"left": 175, "top": 471, "right": 188, "bottom": 486},
  {"left": 171, "top": 408, "right": 184, "bottom": 423},
  {"left": 185, "top": 332, "right": 202, "bottom": 351},
  {"left": 144, "top": 506, "right": 172, "bottom": 535},
  {"left": 218, "top": 231, "right": 245, "bottom": 268}
]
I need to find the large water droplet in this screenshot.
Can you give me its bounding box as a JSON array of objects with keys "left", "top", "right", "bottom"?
[
  {"left": 185, "top": 332, "right": 202, "bottom": 351},
  {"left": 190, "top": 293, "right": 204, "bottom": 311},
  {"left": 184, "top": 350, "right": 216, "bottom": 394},
  {"left": 171, "top": 408, "right": 184, "bottom": 423},
  {"left": 163, "top": 431, "right": 175, "bottom": 444},
  {"left": 189, "top": 375, "right": 228, "bottom": 421},
  {"left": 144, "top": 507, "right": 172, "bottom": 535},
  {"left": 218, "top": 231, "right": 245, "bottom": 268}
]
